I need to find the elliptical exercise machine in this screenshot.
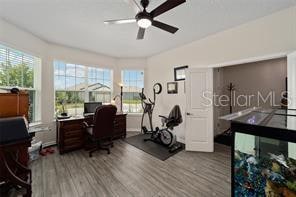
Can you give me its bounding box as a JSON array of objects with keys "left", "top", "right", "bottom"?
[
  {"left": 139, "top": 84, "right": 183, "bottom": 152},
  {"left": 139, "top": 83, "right": 162, "bottom": 134}
]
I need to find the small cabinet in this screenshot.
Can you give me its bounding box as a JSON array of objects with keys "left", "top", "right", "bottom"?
[{"left": 0, "top": 92, "right": 29, "bottom": 120}]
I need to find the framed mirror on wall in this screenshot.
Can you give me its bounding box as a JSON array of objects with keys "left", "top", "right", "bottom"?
[{"left": 174, "top": 66, "right": 188, "bottom": 81}]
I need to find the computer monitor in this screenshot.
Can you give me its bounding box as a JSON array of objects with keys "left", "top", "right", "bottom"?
[{"left": 84, "top": 102, "right": 102, "bottom": 114}]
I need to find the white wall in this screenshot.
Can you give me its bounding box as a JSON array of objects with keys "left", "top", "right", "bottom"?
[
  {"left": 0, "top": 18, "right": 146, "bottom": 145},
  {"left": 146, "top": 6, "right": 296, "bottom": 142}
]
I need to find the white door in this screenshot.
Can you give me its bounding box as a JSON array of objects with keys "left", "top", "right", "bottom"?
[{"left": 185, "top": 68, "right": 214, "bottom": 152}]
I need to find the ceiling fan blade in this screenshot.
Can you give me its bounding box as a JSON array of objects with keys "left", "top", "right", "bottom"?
[
  {"left": 104, "top": 18, "right": 136, "bottom": 25},
  {"left": 150, "top": 0, "right": 186, "bottom": 18},
  {"left": 123, "top": 0, "right": 142, "bottom": 13},
  {"left": 137, "top": 28, "right": 145, "bottom": 40},
  {"left": 152, "top": 20, "right": 178, "bottom": 34}
]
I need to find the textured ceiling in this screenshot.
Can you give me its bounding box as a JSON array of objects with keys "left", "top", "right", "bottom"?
[{"left": 0, "top": 0, "right": 295, "bottom": 58}]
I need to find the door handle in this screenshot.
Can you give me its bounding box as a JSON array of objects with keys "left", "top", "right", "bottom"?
[{"left": 186, "top": 112, "right": 193, "bottom": 116}]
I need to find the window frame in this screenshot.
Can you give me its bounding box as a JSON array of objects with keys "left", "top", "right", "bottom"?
[{"left": 121, "top": 69, "right": 144, "bottom": 114}]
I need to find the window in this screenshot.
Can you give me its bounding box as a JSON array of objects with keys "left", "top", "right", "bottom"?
[
  {"left": 0, "top": 44, "right": 41, "bottom": 122},
  {"left": 54, "top": 61, "right": 112, "bottom": 116},
  {"left": 122, "top": 70, "right": 144, "bottom": 113}
]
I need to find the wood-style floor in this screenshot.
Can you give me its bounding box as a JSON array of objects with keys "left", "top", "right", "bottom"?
[{"left": 30, "top": 134, "right": 231, "bottom": 197}]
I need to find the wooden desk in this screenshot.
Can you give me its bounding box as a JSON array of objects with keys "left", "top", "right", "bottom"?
[{"left": 56, "top": 113, "right": 127, "bottom": 154}]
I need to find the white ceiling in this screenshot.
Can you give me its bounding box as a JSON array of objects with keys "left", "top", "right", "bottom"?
[{"left": 0, "top": 0, "right": 295, "bottom": 58}]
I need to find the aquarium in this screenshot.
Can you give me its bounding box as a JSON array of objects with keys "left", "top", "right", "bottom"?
[{"left": 231, "top": 109, "right": 296, "bottom": 197}]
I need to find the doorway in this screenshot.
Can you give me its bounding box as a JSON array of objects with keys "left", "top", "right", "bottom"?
[{"left": 213, "top": 57, "right": 287, "bottom": 145}]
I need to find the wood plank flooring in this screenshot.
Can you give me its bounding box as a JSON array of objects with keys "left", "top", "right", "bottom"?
[{"left": 30, "top": 135, "right": 231, "bottom": 197}]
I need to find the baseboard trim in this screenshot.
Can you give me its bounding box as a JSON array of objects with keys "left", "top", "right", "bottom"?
[
  {"left": 127, "top": 128, "right": 140, "bottom": 132},
  {"left": 177, "top": 138, "right": 185, "bottom": 144},
  {"left": 42, "top": 141, "right": 57, "bottom": 148}
]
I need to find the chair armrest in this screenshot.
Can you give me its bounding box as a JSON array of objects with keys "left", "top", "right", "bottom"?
[{"left": 82, "top": 121, "right": 94, "bottom": 128}]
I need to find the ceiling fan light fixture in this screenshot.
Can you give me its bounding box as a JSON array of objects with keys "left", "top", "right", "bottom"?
[
  {"left": 137, "top": 18, "right": 152, "bottom": 29},
  {"left": 105, "top": 0, "right": 186, "bottom": 39}
]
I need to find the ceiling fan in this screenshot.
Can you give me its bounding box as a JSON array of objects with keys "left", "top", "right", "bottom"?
[{"left": 104, "top": 0, "right": 186, "bottom": 40}]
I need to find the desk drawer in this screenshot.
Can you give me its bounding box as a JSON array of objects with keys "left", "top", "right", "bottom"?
[
  {"left": 64, "top": 137, "right": 83, "bottom": 147},
  {"left": 115, "top": 115, "right": 126, "bottom": 121},
  {"left": 63, "top": 129, "right": 84, "bottom": 138},
  {"left": 61, "top": 123, "right": 82, "bottom": 131},
  {"left": 113, "top": 114, "right": 126, "bottom": 139},
  {"left": 114, "top": 117, "right": 126, "bottom": 126},
  {"left": 114, "top": 124, "right": 124, "bottom": 130},
  {"left": 114, "top": 120, "right": 126, "bottom": 127},
  {"left": 63, "top": 143, "right": 83, "bottom": 152}
]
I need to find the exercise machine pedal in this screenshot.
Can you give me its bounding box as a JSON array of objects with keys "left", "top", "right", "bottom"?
[
  {"left": 169, "top": 143, "right": 183, "bottom": 153},
  {"left": 142, "top": 126, "right": 149, "bottom": 134}
]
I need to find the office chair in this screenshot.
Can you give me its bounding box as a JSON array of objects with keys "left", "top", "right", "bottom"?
[{"left": 83, "top": 105, "right": 117, "bottom": 157}]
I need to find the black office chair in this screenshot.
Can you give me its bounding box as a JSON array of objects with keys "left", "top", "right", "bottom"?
[{"left": 83, "top": 105, "right": 117, "bottom": 157}]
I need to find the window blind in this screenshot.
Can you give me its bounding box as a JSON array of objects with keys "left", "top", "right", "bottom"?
[{"left": 0, "top": 44, "right": 37, "bottom": 88}]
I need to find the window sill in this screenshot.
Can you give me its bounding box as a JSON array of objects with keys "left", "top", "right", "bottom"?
[
  {"left": 29, "top": 121, "right": 43, "bottom": 127},
  {"left": 126, "top": 113, "right": 143, "bottom": 117}
]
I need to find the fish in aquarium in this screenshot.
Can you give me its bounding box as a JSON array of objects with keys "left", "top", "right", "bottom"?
[
  {"left": 269, "top": 153, "right": 289, "bottom": 168},
  {"left": 234, "top": 150, "right": 296, "bottom": 197},
  {"left": 234, "top": 151, "right": 266, "bottom": 196}
]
